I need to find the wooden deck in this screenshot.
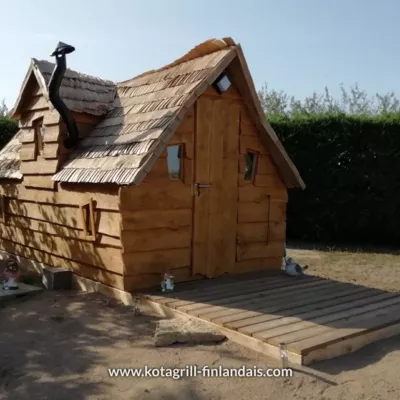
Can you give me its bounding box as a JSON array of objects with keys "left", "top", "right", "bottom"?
[{"left": 142, "top": 273, "right": 400, "bottom": 365}]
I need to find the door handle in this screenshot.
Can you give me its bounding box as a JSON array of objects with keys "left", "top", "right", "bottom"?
[{"left": 194, "top": 183, "right": 211, "bottom": 196}]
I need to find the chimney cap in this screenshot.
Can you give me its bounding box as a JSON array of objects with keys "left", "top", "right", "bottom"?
[{"left": 51, "top": 41, "right": 75, "bottom": 57}]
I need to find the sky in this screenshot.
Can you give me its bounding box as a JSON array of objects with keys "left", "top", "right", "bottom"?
[{"left": 0, "top": 0, "right": 399, "bottom": 108}]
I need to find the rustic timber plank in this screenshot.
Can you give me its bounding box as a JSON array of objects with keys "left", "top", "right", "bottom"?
[
  {"left": 142, "top": 297, "right": 303, "bottom": 365},
  {"left": 237, "top": 241, "right": 284, "bottom": 261},
  {"left": 121, "top": 227, "right": 191, "bottom": 253},
  {"left": 0, "top": 183, "right": 119, "bottom": 210},
  {"left": 24, "top": 175, "right": 56, "bottom": 190},
  {"left": 288, "top": 302, "right": 400, "bottom": 356},
  {"left": 207, "top": 99, "right": 239, "bottom": 276},
  {"left": 7, "top": 200, "right": 121, "bottom": 237},
  {"left": 5, "top": 215, "right": 121, "bottom": 248},
  {"left": 159, "top": 275, "right": 318, "bottom": 306},
  {"left": 222, "top": 286, "right": 378, "bottom": 329},
  {"left": 123, "top": 248, "right": 191, "bottom": 274},
  {"left": 20, "top": 159, "right": 59, "bottom": 175},
  {"left": 243, "top": 291, "right": 398, "bottom": 337},
  {"left": 302, "top": 321, "right": 400, "bottom": 365},
  {"left": 192, "top": 96, "right": 212, "bottom": 276},
  {"left": 19, "top": 144, "right": 36, "bottom": 161},
  {"left": 120, "top": 181, "right": 192, "bottom": 210},
  {"left": 172, "top": 278, "right": 326, "bottom": 313},
  {"left": 201, "top": 282, "right": 356, "bottom": 323},
  {"left": 239, "top": 136, "right": 268, "bottom": 154},
  {"left": 0, "top": 223, "right": 124, "bottom": 274},
  {"left": 238, "top": 185, "right": 288, "bottom": 203},
  {"left": 0, "top": 237, "right": 125, "bottom": 290},
  {"left": 265, "top": 297, "right": 400, "bottom": 347},
  {"left": 121, "top": 209, "right": 192, "bottom": 231},
  {"left": 196, "top": 280, "right": 343, "bottom": 321},
  {"left": 254, "top": 174, "right": 286, "bottom": 189},
  {"left": 153, "top": 273, "right": 290, "bottom": 304}
]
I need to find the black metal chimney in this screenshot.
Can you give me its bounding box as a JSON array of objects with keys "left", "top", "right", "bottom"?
[{"left": 48, "top": 41, "right": 79, "bottom": 149}]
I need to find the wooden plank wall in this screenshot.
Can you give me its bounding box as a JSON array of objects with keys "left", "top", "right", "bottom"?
[
  {"left": 0, "top": 183, "right": 124, "bottom": 289},
  {"left": 120, "top": 106, "right": 195, "bottom": 291},
  {"left": 236, "top": 105, "right": 287, "bottom": 273},
  {"left": 2, "top": 76, "right": 124, "bottom": 289},
  {"left": 18, "top": 87, "right": 61, "bottom": 190}
]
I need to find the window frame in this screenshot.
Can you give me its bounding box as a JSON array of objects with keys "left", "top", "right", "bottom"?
[
  {"left": 79, "top": 198, "right": 96, "bottom": 241},
  {"left": 33, "top": 117, "right": 45, "bottom": 158},
  {"left": 243, "top": 149, "right": 259, "bottom": 182},
  {"left": 167, "top": 143, "right": 185, "bottom": 181},
  {"left": 0, "top": 195, "right": 7, "bottom": 224}
]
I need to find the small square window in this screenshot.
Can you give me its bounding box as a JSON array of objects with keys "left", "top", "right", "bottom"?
[
  {"left": 167, "top": 144, "right": 183, "bottom": 180},
  {"left": 213, "top": 73, "right": 232, "bottom": 94},
  {"left": 244, "top": 151, "right": 258, "bottom": 181},
  {"left": 80, "top": 198, "right": 96, "bottom": 240}
]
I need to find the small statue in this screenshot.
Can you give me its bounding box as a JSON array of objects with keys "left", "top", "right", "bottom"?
[
  {"left": 282, "top": 257, "right": 308, "bottom": 277},
  {"left": 3, "top": 255, "right": 19, "bottom": 290},
  {"left": 133, "top": 295, "right": 141, "bottom": 316},
  {"left": 161, "top": 272, "right": 174, "bottom": 293}
]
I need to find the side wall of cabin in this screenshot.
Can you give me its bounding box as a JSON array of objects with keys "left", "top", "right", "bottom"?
[
  {"left": 0, "top": 77, "right": 125, "bottom": 290},
  {"left": 120, "top": 82, "right": 288, "bottom": 292}
]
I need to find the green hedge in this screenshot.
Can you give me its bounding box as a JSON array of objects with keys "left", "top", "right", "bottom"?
[
  {"left": 270, "top": 114, "right": 400, "bottom": 246},
  {"left": 0, "top": 116, "right": 18, "bottom": 150}
]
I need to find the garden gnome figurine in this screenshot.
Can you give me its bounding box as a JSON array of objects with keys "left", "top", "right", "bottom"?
[
  {"left": 3, "top": 255, "right": 19, "bottom": 290},
  {"left": 161, "top": 272, "right": 174, "bottom": 293}
]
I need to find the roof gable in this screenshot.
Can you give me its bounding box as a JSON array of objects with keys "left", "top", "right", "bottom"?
[
  {"left": 53, "top": 38, "right": 304, "bottom": 189},
  {"left": 11, "top": 59, "right": 116, "bottom": 119}
]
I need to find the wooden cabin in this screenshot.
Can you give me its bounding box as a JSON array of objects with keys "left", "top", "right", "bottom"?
[{"left": 0, "top": 37, "right": 304, "bottom": 294}]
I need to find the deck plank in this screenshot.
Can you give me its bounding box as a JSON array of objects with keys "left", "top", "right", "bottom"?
[
  {"left": 221, "top": 286, "right": 377, "bottom": 329},
  {"left": 176, "top": 279, "right": 330, "bottom": 314},
  {"left": 195, "top": 281, "right": 345, "bottom": 320},
  {"left": 154, "top": 274, "right": 293, "bottom": 303},
  {"left": 289, "top": 303, "right": 400, "bottom": 355},
  {"left": 144, "top": 273, "right": 400, "bottom": 366},
  {"left": 264, "top": 296, "right": 400, "bottom": 346},
  {"left": 163, "top": 276, "right": 319, "bottom": 307},
  {"left": 241, "top": 291, "right": 398, "bottom": 336}
]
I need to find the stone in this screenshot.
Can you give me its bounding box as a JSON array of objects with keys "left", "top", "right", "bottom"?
[{"left": 154, "top": 317, "right": 226, "bottom": 347}]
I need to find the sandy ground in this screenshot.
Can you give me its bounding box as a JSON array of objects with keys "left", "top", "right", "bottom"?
[{"left": 1, "top": 247, "right": 400, "bottom": 400}]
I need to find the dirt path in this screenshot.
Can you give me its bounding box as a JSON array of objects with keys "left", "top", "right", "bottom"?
[{"left": 1, "top": 248, "right": 400, "bottom": 400}]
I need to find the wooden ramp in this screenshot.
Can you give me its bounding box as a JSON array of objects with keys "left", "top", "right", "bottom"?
[{"left": 142, "top": 273, "right": 400, "bottom": 365}]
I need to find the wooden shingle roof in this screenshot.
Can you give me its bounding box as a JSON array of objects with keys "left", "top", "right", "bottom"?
[
  {"left": 0, "top": 130, "right": 23, "bottom": 180},
  {"left": 33, "top": 59, "right": 116, "bottom": 116},
  {"left": 53, "top": 39, "right": 236, "bottom": 184},
  {"left": 3, "top": 37, "right": 304, "bottom": 189}
]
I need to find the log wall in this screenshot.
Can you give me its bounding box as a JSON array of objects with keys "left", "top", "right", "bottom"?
[
  {"left": 0, "top": 183, "right": 124, "bottom": 289},
  {"left": 236, "top": 104, "right": 287, "bottom": 273},
  {"left": 120, "top": 106, "right": 195, "bottom": 291},
  {"left": 1, "top": 77, "right": 123, "bottom": 289}
]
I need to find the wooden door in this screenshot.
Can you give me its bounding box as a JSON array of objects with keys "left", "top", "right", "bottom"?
[{"left": 192, "top": 96, "right": 240, "bottom": 277}]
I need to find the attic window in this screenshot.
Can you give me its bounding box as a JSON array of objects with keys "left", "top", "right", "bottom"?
[
  {"left": 213, "top": 73, "right": 231, "bottom": 94},
  {"left": 80, "top": 198, "right": 96, "bottom": 240},
  {"left": 167, "top": 144, "right": 183, "bottom": 180},
  {"left": 33, "top": 117, "right": 44, "bottom": 157},
  {"left": 244, "top": 151, "right": 258, "bottom": 181}
]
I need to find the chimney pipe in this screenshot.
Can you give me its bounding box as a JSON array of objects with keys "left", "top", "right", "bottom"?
[{"left": 48, "top": 41, "right": 79, "bottom": 149}]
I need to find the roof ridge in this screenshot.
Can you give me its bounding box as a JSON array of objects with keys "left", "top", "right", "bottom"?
[
  {"left": 32, "top": 58, "right": 116, "bottom": 86},
  {"left": 118, "top": 37, "right": 236, "bottom": 86}
]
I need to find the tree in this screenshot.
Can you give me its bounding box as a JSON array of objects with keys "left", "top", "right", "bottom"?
[
  {"left": 0, "top": 98, "right": 8, "bottom": 117},
  {"left": 0, "top": 98, "right": 18, "bottom": 150},
  {"left": 258, "top": 83, "right": 400, "bottom": 117}
]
